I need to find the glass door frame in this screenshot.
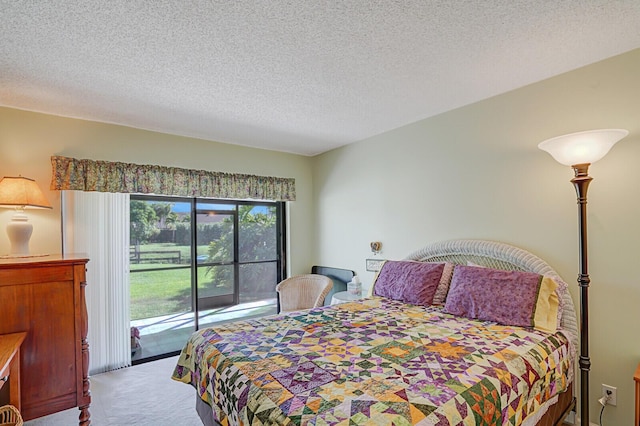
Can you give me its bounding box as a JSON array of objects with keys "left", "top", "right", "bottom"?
[
  {"left": 131, "top": 194, "right": 287, "bottom": 330},
  {"left": 193, "top": 199, "right": 286, "bottom": 328},
  {"left": 193, "top": 201, "right": 238, "bottom": 315},
  {"left": 131, "top": 195, "right": 286, "bottom": 332}
]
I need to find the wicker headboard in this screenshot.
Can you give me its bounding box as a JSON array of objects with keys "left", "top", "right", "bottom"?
[{"left": 403, "top": 239, "right": 578, "bottom": 352}]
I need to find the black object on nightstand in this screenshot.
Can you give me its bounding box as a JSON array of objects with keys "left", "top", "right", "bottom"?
[{"left": 311, "top": 266, "right": 356, "bottom": 305}]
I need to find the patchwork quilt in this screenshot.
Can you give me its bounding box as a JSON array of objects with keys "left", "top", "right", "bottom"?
[{"left": 172, "top": 297, "right": 572, "bottom": 426}]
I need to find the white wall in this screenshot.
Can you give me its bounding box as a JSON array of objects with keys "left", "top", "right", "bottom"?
[
  {"left": 312, "top": 48, "right": 640, "bottom": 425},
  {"left": 0, "top": 108, "right": 314, "bottom": 274}
]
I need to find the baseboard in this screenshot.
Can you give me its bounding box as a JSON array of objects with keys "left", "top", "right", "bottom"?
[{"left": 572, "top": 415, "right": 598, "bottom": 426}]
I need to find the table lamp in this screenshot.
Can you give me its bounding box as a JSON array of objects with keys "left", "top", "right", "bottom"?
[{"left": 0, "top": 176, "right": 52, "bottom": 256}]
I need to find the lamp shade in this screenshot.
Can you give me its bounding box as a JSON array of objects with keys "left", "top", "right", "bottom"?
[
  {"left": 0, "top": 176, "right": 52, "bottom": 209},
  {"left": 538, "top": 129, "right": 629, "bottom": 166}
]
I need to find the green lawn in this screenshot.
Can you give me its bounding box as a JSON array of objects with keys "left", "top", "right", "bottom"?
[
  {"left": 130, "top": 268, "right": 192, "bottom": 320},
  {"left": 129, "top": 243, "right": 272, "bottom": 320},
  {"left": 129, "top": 243, "right": 207, "bottom": 320},
  {"left": 130, "top": 267, "right": 237, "bottom": 320}
]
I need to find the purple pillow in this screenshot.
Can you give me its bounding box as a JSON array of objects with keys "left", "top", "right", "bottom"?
[
  {"left": 373, "top": 261, "right": 445, "bottom": 306},
  {"left": 444, "top": 265, "right": 543, "bottom": 327}
]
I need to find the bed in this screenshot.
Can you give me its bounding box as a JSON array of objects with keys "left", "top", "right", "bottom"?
[{"left": 172, "top": 239, "right": 577, "bottom": 425}]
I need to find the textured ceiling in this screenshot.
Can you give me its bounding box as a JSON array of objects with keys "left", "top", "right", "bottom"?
[{"left": 1, "top": 1, "right": 640, "bottom": 156}]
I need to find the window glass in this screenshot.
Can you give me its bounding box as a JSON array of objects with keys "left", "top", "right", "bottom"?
[
  {"left": 129, "top": 195, "right": 283, "bottom": 363},
  {"left": 239, "top": 205, "right": 278, "bottom": 262}
]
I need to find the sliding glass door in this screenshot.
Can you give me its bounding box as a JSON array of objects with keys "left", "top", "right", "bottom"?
[
  {"left": 130, "top": 196, "right": 284, "bottom": 362},
  {"left": 195, "top": 203, "right": 236, "bottom": 311},
  {"left": 238, "top": 205, "right": 279, "bottom": 304},
  {"left": 195, "top": 202, "right": 282, "bottom": 328},
  {"left": 129, "top": 197, "right": 195, "bottom": 362}
]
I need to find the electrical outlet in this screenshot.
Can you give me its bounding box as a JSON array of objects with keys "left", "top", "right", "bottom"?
[{"left": 602, "top": 384, "right": 617, "bottom": 406}]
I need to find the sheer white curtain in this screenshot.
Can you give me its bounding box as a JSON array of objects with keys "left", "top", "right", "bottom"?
[{"left": 62, "top": 190, "right": 131, "bottom": 374}]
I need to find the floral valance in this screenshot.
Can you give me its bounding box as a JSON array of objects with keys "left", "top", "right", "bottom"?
[{"left": 50, "top": 156, "right": 296, "bottom": 201}]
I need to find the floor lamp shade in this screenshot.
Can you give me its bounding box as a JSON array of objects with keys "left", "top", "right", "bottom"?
[
  {"left": 537, "top": 129, "right": 628, "bottom": 426},
  {"left": 538, "top": 129, "right": 628, "bottom": 166},
  {"left": 0, "top": 176, "right": 52, "bottom": 255}
]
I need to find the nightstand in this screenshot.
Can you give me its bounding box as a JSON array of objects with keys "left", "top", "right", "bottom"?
[
  {"left": 330, "top": 291, "right": 363, "bottom": 305},
  {"left": 0, "top": 332, "right": 27, "bottom": 413}
]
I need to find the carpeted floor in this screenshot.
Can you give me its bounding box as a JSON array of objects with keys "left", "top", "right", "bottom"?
[{"left": 24, "top": 356, "right": 202, "bottom": 426}]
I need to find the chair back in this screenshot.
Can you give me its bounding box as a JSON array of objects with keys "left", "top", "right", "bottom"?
[{"left": 276, "top": 274, "right": 333, "bottom": 313}]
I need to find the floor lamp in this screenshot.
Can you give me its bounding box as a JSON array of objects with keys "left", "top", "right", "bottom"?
[{"left": 538, "top": 129, "right": 629, "bottom": 426}]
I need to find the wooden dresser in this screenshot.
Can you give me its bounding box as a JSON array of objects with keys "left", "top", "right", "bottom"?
[{"left": 0, "top": 255, "right": 91, "bottom": 425}]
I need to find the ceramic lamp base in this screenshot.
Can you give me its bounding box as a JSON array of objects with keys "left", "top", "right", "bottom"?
[{"left": 6, "top": 211, "right": 32, "bottom": 255}]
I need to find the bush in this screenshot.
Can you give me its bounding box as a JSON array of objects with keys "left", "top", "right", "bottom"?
[{"left": 174, "top": 222, "right": 225, "bottom": 246}]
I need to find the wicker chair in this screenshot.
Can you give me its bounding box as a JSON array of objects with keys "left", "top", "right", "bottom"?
[
  {"left": 0, "top": 405, "right": 23, "bottom": 426},
  {"left": 276, "top": 274, "right": 333, "bottom": 313}
]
